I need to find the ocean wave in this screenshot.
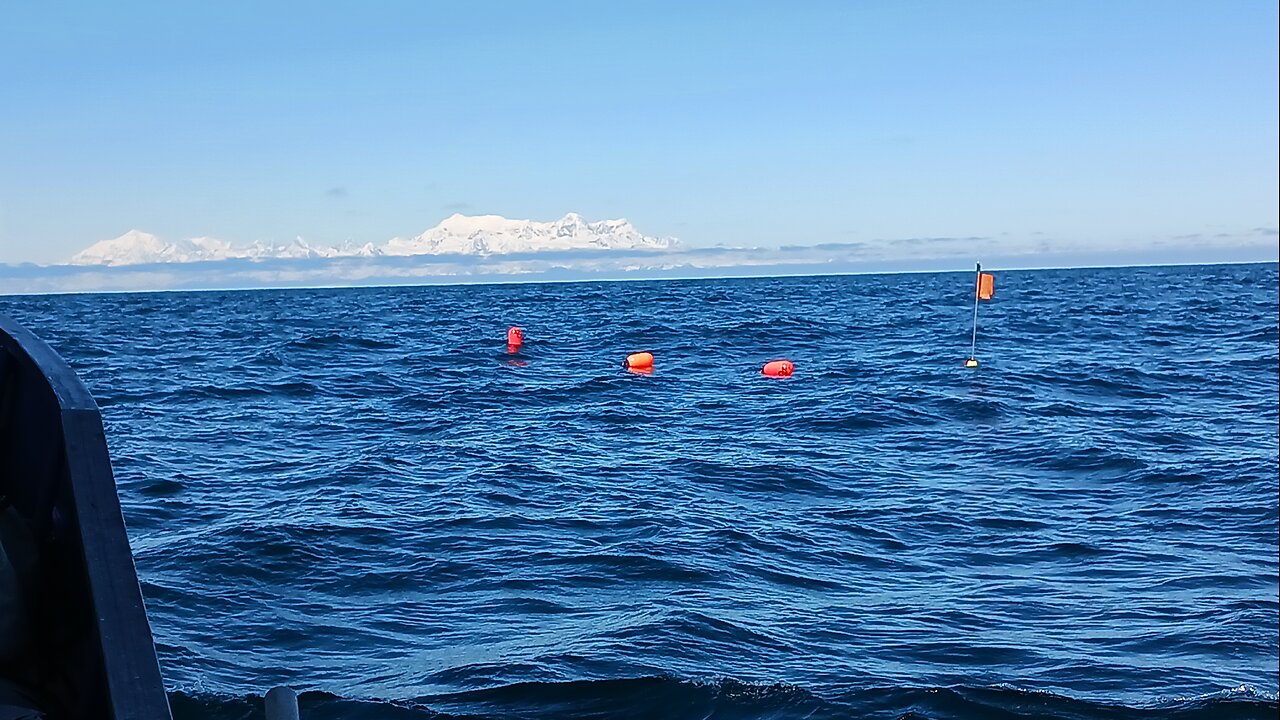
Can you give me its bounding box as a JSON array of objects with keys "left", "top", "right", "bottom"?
[
  {"left": 2, "top": 264, "right": 1275, "bottom": 718},
  {"left": 167, "top": 679, "right": 1280, "bottom": 720}
]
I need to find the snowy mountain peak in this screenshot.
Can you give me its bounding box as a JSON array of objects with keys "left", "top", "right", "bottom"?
[
  {"left": 119, "top": 229, "right": 160, "bottom": 243},
  {"left": 384, "top": 212, "right": 676, "bottom": 257},
  {"left": 71, "top": 230, "right": 193, "bottom": 266}
]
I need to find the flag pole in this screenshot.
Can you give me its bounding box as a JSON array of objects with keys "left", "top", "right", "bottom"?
[{"left": 965, "top": 262, "right": 981, "bottom": 368}]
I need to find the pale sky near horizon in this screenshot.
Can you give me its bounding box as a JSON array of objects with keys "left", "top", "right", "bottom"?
[{"left": 1, "top": 1, "right": 1277, "bottom": 266}]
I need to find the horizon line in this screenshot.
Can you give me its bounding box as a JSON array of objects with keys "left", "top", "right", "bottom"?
[{"left": 1, "top": 258, "right": 1273, "bottom": 299}]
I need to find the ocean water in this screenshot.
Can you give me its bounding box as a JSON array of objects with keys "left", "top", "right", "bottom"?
[{"left": 2, "top": 263, "right": 1277, "bottom": 720}]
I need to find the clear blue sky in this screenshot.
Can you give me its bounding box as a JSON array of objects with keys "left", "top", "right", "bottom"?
[{"left": 1, "top": 1, "right": 1276, "bottom": 265}]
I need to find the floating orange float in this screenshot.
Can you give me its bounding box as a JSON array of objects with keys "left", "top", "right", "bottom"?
[
  {"left": 506, "top": 326, "right": 524, "bottom": 352},
  {"left": 623, "top": 352, "right": 654, "bottom": 370},
  {"left": 762, "top": 360, "right": 794, "bottom": 378}
]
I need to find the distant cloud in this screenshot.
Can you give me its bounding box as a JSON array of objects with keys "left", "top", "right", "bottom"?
[
  {"left": 1150, "top": 229, "right": 1280, "bottom": 252},
  {"left": 1251, "top": 227, "right": 1278, "bottom": 236},
  {"left": 888, "top": 236, "right": 990, "bottom": 247},
  {"left": 325, "top": 186, "right": 347, "bottom": 199}
]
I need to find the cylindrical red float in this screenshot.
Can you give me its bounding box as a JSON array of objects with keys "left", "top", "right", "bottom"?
[
  {"left": 762, "top": 360, "right": 794, "bottom": 377},
  {"left": 623, "top": 352, "right": 654, "bottom": 370}
]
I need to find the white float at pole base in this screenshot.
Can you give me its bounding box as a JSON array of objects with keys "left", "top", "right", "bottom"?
[{"left": 265, "top": 686, "right": 300, "bottom": 720}]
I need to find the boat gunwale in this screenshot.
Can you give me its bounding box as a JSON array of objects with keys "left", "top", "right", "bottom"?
[{"left": 0, "top": 313, "right": 171, "bottom": 720}]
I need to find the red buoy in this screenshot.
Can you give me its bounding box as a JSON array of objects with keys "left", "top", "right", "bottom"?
[
  {"left": 623, "top": 352, "right": 654, "bottom": 371},
  {"left": 506, "top": 326, "right": 524, "bottom": 352},
  {"left": 762, "top": 360, "right": 794, "bottom": 377}
]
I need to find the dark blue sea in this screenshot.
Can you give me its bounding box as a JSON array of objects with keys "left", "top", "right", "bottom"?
[{"left": 3, "top": 263, "right": 1278, "bottom": 720}]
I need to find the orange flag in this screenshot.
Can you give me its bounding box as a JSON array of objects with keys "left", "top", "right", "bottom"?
[{"left": 977, "top": 272, "right": 995, "bottom": 300}]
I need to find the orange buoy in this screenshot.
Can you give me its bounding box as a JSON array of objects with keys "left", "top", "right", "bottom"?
[
  {"left": 762, "top": 360, "right": 794, "bottom": 378},
  {"left": 623, "top": 352, "right": 654, "bottom": 370},
  {"left": 506, "top": 326, "right": 524, "bottom": 351}
]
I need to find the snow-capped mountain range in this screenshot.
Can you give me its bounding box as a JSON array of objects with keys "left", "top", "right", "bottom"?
[
  {"left": 68, "top": 230, "right": 382, "bottom": 266},
  {"left": 68, "top": 213, "right": 677, "bottom": 266}
]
